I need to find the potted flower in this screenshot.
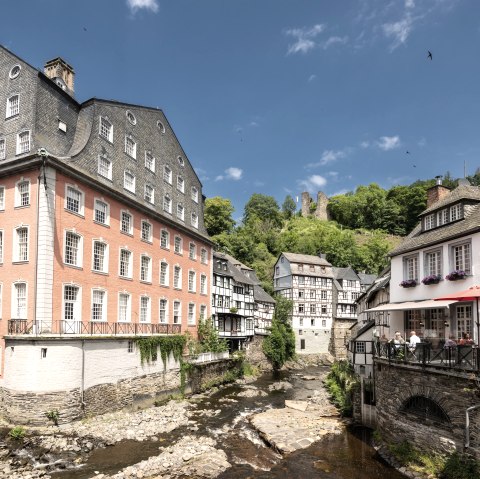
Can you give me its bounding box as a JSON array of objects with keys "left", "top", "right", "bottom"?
[
  {"left": 400, "top": 279, "right": 417, "bottom": 288},
  {"left": 421, "top": 274, "right": 441, "bottom": 285},
  {"left": 445, "top": 270, "right": 467, "bottom": 281}
]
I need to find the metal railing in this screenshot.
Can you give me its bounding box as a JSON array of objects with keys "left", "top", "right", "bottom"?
[
  {"left": 7, "top": 319, "right": 181, "bottom": 336},
  {"left": 375, "top": 341, "right": 480, "bottom": 372},
  {"left": 189, "top": 351, "right": 230, "bottom": 363}
]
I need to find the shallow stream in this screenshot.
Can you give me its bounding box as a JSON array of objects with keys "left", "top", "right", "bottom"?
[{"left": 44, "top": 366, "right": 405, "bottom": 478}]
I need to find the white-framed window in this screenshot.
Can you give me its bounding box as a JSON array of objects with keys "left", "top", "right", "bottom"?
[
  {"left": 201, "top": 248, "right": 208, "bottom": 265},
  {"left": 188, "top": 271, "right": 196, "bottom": 292},
  {"left": 189, "top": 242, "right": 196, "bottom": 260},
  {"left": 159, "top": 298, "right": 168, "bottom": 323},
  {"left": 99, "top": 117, "right": 113, "bottom": 142},
  {"left": 177, "top": 203, "right": 185, "bottom": 221},
  {"left": 119, "top": 248, "right": 132, "bottom": 278},
  {"left": 424, "top": 249, "right": 441, "bottom": 277},
  {"left": 188, "top": 303, "right": 196, "bottom": 325},
  {"left": 145, "top": 151, "right": 155, "bottom": 172},
  {"left": 403, "top": 254, "right": 418, "bottom": 281},
  {"left": 97, "top": 155, "right": 112, "bottom": 180},
  {"left": 118, "top": 292, "right": 131, "bottom": 322},
  {"left": 91, "top": 289, "right": 107, "bottom": 322},
  {"left": 456, "top": 305, "right": 472, "bottom": 338},
  {"left": 6, "top": 95, "right": 19, "bottom": 118},
  {"left": 140, "top": 296, "right": 151, "bottom": 323},
  {"left": 0, "top": 186, "right": 4, "bottom": 210},
  {"left": 450, "top": 204, "right": 462, "bottom": 222},
  {"left": 141, "top": 220, "right": 152, "bottom": 243},
  {"left": 140, "top": 254, "right": 152, "bottom": 282},
  {"left": 12, "top": 282, "right": 27, "bottom": 319},
  {"left": 174, "top": 236, "right": 182, "bottom": 254},
  {"left": 14, "top": 226, "right": 29, "bottom": 262},
  {"left": 163, "top": 194, "right": 172, "bottom": 213},
  {"left": 200, "top": 305, "right": 206, "bottom": 320},
  {"left": 63, "top": 284, "right": 80, "bottom": 323},
  {"left": 157, "top": 120, "right": 165, "bottom": 133},
  {"left": 124, "top": 170, "right": 136, "bottom": 193},
  {"left": 9, "top": 65, "right": 21, "bottom": 79},
  {"left": 191, "top": 212, "right": 198, "bottom": 229},
  {"left": 0, "top": 283, "right": 2, "bottom": 319},
  {"left": 120, "top": 210, "right": 133, "bottom": 235},
  {"left": 424, "top": 214, "right": 434, "bottom": 231},
  {"left": 92, "top": 240, "right": 108, "bottom": 273},
  {"left": 191, "top": 186, "right": 198, "bottom": 203},
  {"left": 173, "top": 300, "right": 181, "bottom": 324},
  {"left": 94, "top": 199, "right": 109, "bottom": 225},
  {"left": 174, "top": 265, "right": 181, "bottom": 289},
  {"left": 16, "top": 131, "right": 30, "bottom": 154},
  {"left": 65, "top": 185, "right": 84, "bottom": 215},
  {"left": 64, "top": 231, "right": 82, "bottom": 267},
  {"left": 15, "top": 179, "right": 30, "bottom": 207},
  {"left": 0, "top": 230, "right": 3, "bottom": 263},
  {"left": 144, "top": 184, "right": 154, "bottom": 204},
  {"left": 450, "top": 241, "right": 471, "bottom": 274},
  {"left": 177, "top": 156, "right": 185, "bottom": 167},
  {"left": 200, "top": 274, "right": 207, "bottom": 295},
  {"left": 163, "top": 165, "right": 172, "bottom": 184},
  {"left": 177, "top": 176, "right": 184, "bottom": 193},
  {"left": 437, "top": 208, "right": 448, "bottom": 226},
  {"left": 160, "top": 229, "right": 169, "bottom": 249},
  {"left": 124, "top": 136, "right": 136, "bottom": 159},
  {"left": 0, "top": 139, "right": 5, "bottom": 160},
  {"left": 160, "top": 261, "right": 169, "bottom": 286}
]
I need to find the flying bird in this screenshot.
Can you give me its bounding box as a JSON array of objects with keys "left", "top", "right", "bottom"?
[
  {"left": 406, "top": 151, "right": 410, "bottom": 154},
  {"left": 427, "top": 50, "right": 432, "bottom": 60},
  {"left": 413, "top": 165, "right": 417, "bottom": 168}
]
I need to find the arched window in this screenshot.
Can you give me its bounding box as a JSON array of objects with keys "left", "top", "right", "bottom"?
[{"left": 400, "top": 395, "right": 450, "bottom": 424}]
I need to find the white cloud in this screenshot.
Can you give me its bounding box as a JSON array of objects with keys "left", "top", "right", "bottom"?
[
  {"left": 327, "top": 171, "right": 339, "bottom": 177},
  {"left": 298, "top": 174, "right": 327, "bottom": 193},
  {"left": 308, "top": 74, "right": 317, "bottom": 82},
  {"left": 360, "top": 141, "right": 370, "bottom": 148},
  {"left": 249, "top": 121, "right": 259, "bottom": 127},
  {"left": 382, "top": 15, "right": 413, "bottom": 49},
  {"left": 285, "top": 24, "right": 325, "bottom": 55},
  {"left": 405, "top": 0, "right": 415, "bottom": 8},
  {"left": 377, "top": 135, "right": 401, "bottom": 151},
  {"left": 306, "top": 149, "right": 349, "bottom": 168},
  {"left": 330, "top": 188, "right": 350, "bottom": 197},
  {"left": 126, "top": 0, "right": 159, "bottom": 13},
  {"left": 321, "top": 36, "right": 349, "bottom": 49},
  {"left": 418, "top": 137, "right": 427, "bottom": 147},
  {"left": 215, "top": 167, "right": 243, "bottom": 182}
]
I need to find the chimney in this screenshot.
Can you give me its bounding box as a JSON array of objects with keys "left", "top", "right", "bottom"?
[
  {"left": 44, "top": 57, "right": 75, "bottom": 94},
  {"left": 426, "top": 176, "right": 450, "bottom": 208}
]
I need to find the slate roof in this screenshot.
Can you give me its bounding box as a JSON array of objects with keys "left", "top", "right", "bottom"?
[
  {"left": 350, "top": 320, "right": 375, "bottom": 340},
  {"left": 358, "top": 273, "right": 377, "bottom": 287},
  {"left": 390, "top": 185, "right": 480, "bottom": 257},
  {"left": 253, "top": 285, "right": 276, "bottom": 304},
  {"left": 333, "top": 267, "right": 360, "bottom": 281},
  {"left": 282, "top": 252, "right": 331, "bottom": 266}
]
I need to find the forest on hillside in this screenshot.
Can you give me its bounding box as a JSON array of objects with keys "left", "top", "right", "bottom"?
[{"left": 205, "top": 172, "right": 480, "bottom": 293}]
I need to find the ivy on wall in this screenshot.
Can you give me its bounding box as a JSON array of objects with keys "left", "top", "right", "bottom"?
[{"left": 135, "top": 335, "right": 186, "bottom": 368}]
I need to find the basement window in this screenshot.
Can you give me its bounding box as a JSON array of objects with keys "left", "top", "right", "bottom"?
[
  {"left": 128, "top": 340, "right": 134, "bottom": 353},
  {"left": 41, "top": 348, "right": 47, "bottom": 358}
]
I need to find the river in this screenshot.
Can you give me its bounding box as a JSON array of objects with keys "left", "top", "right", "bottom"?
[{"left": 47, "top": 365, "right": 405, "bottom": 479}]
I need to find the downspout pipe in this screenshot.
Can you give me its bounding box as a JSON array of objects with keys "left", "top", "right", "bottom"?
[{"left": 465, "top": 404, "right": 480, "bottom": 449}]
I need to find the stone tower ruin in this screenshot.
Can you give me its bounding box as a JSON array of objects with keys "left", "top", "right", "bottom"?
[{"left": 301, "top": 191, "right": 330, "bottom": 220}]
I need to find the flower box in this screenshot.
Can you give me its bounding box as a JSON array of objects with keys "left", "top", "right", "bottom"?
[
  {"left": 421, "top": 275, "right": 441, "bottom": 285},
  {"left": 445, "top": 270, "right": 467, "bottom": 281},
  {"left": 400, "top": 279, "right": 417, "bottom": 288}
]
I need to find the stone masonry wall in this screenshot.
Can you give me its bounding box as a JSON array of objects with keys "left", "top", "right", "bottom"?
[
  {"left": 245, "top": 335, "right": 271, "bottom": 370},
  {"left": 375, "top": 361, "right": 480, "bottom": 458}
]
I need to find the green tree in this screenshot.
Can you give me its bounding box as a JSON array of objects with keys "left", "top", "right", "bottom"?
[
  {"left": 281, "top": 195, "right": 297, "bottom": 219},
  {"left": 204, "top": 197, "right": 235, "bottom": 236},
  {"left": 262, "top": 296, "right": 295, "bottom": 370},
  {"left": 243, "top": 193, "right": 282, "bottom": 228}
]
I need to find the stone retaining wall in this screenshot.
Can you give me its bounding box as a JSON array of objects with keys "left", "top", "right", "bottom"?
[
  {"left": 375, "top": 361, "right": 480, "bottom": 458},
  {"left": 245, "top": 335, "right": 271, "bottom": 370}
]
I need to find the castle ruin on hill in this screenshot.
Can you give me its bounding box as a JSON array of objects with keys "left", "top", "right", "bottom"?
[{"left": 301, "top": 191, "right": 330, "bottom": 220}]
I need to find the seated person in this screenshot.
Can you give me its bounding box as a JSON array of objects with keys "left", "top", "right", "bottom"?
[
  {"left": 444, "top": 335, "right": 457, "bottom": 348},
  {"left": 458, "top": 333, "right": 474, "bottom": 345},
  {"left": 409, "top": 331, "right": 421, "bottom": 352}
]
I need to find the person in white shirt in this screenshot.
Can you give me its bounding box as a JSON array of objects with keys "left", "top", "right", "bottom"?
[{"left": 409, "top": 330, "right": 421, "bottom": 350}]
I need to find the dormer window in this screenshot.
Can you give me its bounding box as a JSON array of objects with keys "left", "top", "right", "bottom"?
[
  {"left": 437, "top": 209, "right": 448, "bottom": 226},
  {"left": 450, "top": 204, "right": 462, "bottom": 222},
  {"left": 424, "top": 214, "right": 434, "bottom": 231}
]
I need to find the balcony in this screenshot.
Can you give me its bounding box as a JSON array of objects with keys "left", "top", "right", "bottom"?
[
  {"left": 7, "top": 319, "right": 181, "bottom": 337},
  {"left": 375, "top": 342, "right": 480, "bottom": 372}
]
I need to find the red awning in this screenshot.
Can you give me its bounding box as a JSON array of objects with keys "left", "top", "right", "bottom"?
[{"left": 434, "top": 285, "right": 480, "bottom": 302}]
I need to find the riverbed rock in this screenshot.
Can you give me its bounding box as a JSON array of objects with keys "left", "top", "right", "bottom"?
[
  {"left": 268, "top": 381, "right": 293, "bottom": 391},
  {"left": 237, "top": 389, "right": 268, "bottom": 398},
  {"left": 249, "top": 407, "right": 344, "bottom": 454}
]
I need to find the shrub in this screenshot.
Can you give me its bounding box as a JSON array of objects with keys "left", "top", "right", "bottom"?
[
  {"left": 324, "top": 360, "right": 359, "bottom": 416},
  {"left": 441, "top": 452, "right": 479, "bottom": 479},
  {"left": 9, "top": 426, "right": 26, "bottom": 440}
]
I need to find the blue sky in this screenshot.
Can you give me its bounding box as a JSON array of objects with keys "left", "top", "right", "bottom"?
[{"left": 2, "top": 0, "right": 480, "bottom": 219}]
